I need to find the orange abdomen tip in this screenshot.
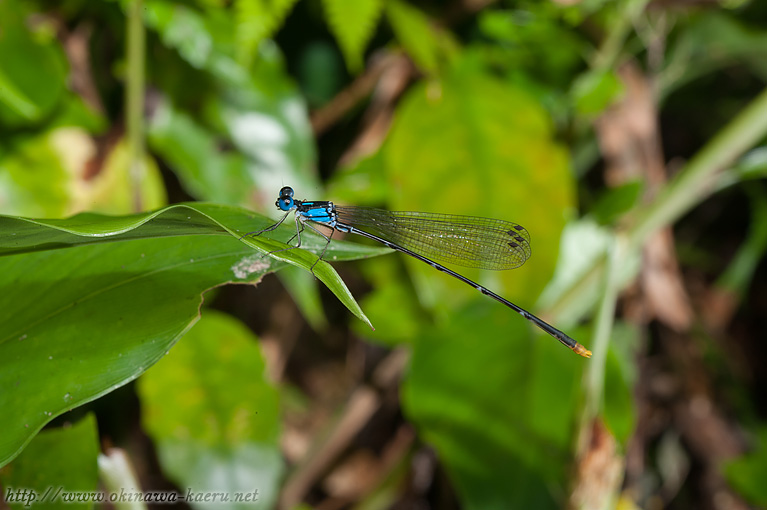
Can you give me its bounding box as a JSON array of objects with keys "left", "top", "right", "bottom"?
[{"left": 573, "top": 343, "right": 592, "bottom": 358}]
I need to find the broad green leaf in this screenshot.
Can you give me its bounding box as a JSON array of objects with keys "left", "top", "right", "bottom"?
[
  {"left": 144, "top": 1, "right": 318, "bottom": 200},
  {"left": 322, "top": 0, "right": 384, "bottom": 72},
  {"left": 570, "top": 69, "right": 624, "bottom": 116},
  {"left": 0, "top": 129, "right": 165, "bottom": 218},
  {"left": 384, "top": 55, "right": 574, "bottom": 310},
  {"left": 385, "top": 0, "right": 445, "bottom": 74},
  {"left": 591, "top": 180, "right": 643, "bottom": 225},
  {"left": 724, "top": 428, "right": 767, "bottom": 505},
  {"left": 0, "top": 129, "right": 72, "bottom": 217},
  {"left": 138, "top": 311, "right": 282, "bottom": 509},
  {"left": 351, "top": 256, "right": 424, "bottom": 347},
  {"left": 0, "top": 204, "right": 386, "bottom": 467},
  {"left": 209, "top": 74, "right": 318, "bottom": 208},
  {"left": 148, "top": 100, "right": 250, "bottom": 204},
  {"left": 80, "top": 138, "right": 167, "bottom": 214},
  {"left": 536, "top": 218, "right": 613, "bottom": 327},
  {"left": 378, "top": 55, "right": 583, "bottom": 508},
  {"left": 235, "top": 0, "right": 301, "bottom": 65},
  {"left": 402, "top": 304, "right": 585, "bottom": 510},
  {"left": 476, "top": 7, "right": 584, "bottom": 86},
  {"left": 0, "top": 0, "right": 67, "bottom": 126},
  {"left": 0, "top": 414, "right": 99, "bottom": 510},
  {"left": 144, "top": 1, "right": 223, "bottom": 74},
  {"left": 296, "top": 42, "right": 345, "bottom": 107},
  {"left": 602, "top": 323, "right": 639, "bottom": 446},
  {"left": 47, "top": 95, "right": 107, "bottom": 134}
]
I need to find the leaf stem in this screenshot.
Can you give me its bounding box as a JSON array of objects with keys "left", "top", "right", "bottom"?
[
  {"left": 126, "top": 0, "right": 146, "bottom": 212},
  {"left": 549, "top": 87, "right": 767, "bottom": 331},
  {"left": 586, "top": 235, "right": 623, "bottom": 415},
  {"left": 627, "top": 86, "right": 767, "bottom": 249},
  {"left": 591, "top": 0, "right": 650, "bottom": 71}
]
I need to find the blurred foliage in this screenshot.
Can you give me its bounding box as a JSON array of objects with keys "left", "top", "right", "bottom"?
[
  {"left": 402, "top": 304, "right": 585, "bottom": 509},
  {"left": 138, "top": 311, "right": 283, "bottom": 509},
  {"left": 321, "top": 0, "right": 383, "bottom": 72},
  {"left": 724, "top": 428, "right": 767, "bottom": 505},
  {"left": 0, "top": 414, "right": 99, "bottom": 510},
  {"left": 1, "top": 0, "right": 767, "bottom": 509},
  {"left": 0, "top": 1, "right": 68, "bottom": 126}
]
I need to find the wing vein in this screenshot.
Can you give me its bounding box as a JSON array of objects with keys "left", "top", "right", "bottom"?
[{"left": 334, "top": 206, "right": 531, "bottom": 270}]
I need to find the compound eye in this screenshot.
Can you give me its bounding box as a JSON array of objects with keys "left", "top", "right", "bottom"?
[
  {"left": 276, "top": 197, "right": 294, "bottom": 211},
  {"left": 279, "top": 186, "right": 294, "bottom": 198}
]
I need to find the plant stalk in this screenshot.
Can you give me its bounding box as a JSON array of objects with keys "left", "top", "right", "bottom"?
[{"left": 126, "top": 0, "right": 145, "bottom": 212}]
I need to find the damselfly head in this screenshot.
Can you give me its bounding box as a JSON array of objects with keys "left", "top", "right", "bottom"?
[{"left": 276, "top": 186, "right": 296, "bottom": 211}]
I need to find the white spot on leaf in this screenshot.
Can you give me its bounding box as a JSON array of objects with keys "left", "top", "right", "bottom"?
[{"left": 232, "top": 254, "right": 271, "bottom": 279}]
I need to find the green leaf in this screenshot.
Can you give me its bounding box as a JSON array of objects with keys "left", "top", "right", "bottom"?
[
  {"left": 0, "top": 129, "right": 166, "bottom": 218},
  {"left": 383, "top": 54, "right": 574, "bottom": 310},
  {"left": 148, "top": 100, "right": 250, "bottom": 204},
  {"left": 234, "top": 0, "right": 301, "bottom": 65},
  {"left": 82, "top": 138, "right": 168, "bottom": 214},
  {"left": 0, "top": 0, "right": 67, "bottom": 126},
  {"left": 724, "top": 428, "right": 767, "bottom": 505},
  {"left": 0, "top": 414, "right": 99, "bottom": 510},
  {"left": 715, "top": 183, "right": 767, "bottom": 299},
  {"left": 602, "top": 323, "right": 639, "bottom": 445},
  {"left": 205, "top": 70, "right": 318, "bottom": 205},
  {"left": 475, "top": 7, "right": 584, "bottom": 86},
  {"left": 137, "top": 311, "right": 282, "bottom": 509},
  {"left": 144, "top": 1, "right": 221, "bottom": 73},
  {"left": 351, "top": 256, "right": 423, "bottom": 347},
  {"left": 402, "top": 304, "right": 585, "bottom": 510},
  {"left": 48, "top": 95, "right": 107, "bottom": 133},
  {"left": 322, "top": 0, "right": 384, "bottom": 72},
  {"left": 144, "top": 1, "right": 318, "bottom": 199},
  {"left": 0, "top": 204, "right": 385, "bottom": 467},
  {"left": 570, "top": 70, "right": 623, "bottom": 116},
  {"left": 0, "top": 129, "right": 72, "bottom": 217},
  {"left": 378, "top": 55, "right": 583, "bottom": 508},
  {"left": 279, "top": 264, "right": 328, "bottom": 331},
  {"left": 296, "top": 42, "right": 345, "bottom": 107},
  {"left": 385, "top": 0, "right": 444, "bottom": 74},
  {"left": 591, "top": 180, "right": 643, "bottom": 225},
  {"left": 571, "top": 69, "right": 624, "bottom": 116},
  {"left": 536, "top": 218, "right": 615, "bottom": 327},
  {"left": 661, "top": 12, "right": 767, "bottom": 99},
  {"left": 731, "top": 146, "right": 767, "bottom": 182}
]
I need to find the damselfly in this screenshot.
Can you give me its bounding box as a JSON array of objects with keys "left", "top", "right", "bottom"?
[{"left": 243, "top": 186, "right": 591, "bottom": 358}]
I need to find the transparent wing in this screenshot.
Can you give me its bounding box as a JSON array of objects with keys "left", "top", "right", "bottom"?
[{"left": 334, "top": 206, "right": 531, "bottom": 270}]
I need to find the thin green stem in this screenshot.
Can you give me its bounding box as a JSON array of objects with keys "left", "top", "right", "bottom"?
[
  {"left": 591, "top": 0, "right": 650, "bottom": 71},
  {"left": 548, "top": 87, "right": 767, "bottom": 331},
  {"left": 628, "top": 86, "right": 767, "bottom": 249},
  {"left": 715, "top": 183, "right": 767, "bottom": 297},
  {"left": 583, "top": 234, "right": 624, "bottom": 422},
  {"left": 573, "top": 235, "right": 625, "bottom": 501},
  {"left": 126, "top": 0, "right": 145, "bottom": 212}
]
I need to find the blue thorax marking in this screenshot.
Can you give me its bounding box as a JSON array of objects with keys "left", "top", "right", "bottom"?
[{"left": 297, "top": 201, "right": 335, "bottom": 225}]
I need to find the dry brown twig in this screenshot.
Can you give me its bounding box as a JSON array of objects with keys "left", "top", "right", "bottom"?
[{"left": 279, "top": 349, "right": 410, "bottom": 509}]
